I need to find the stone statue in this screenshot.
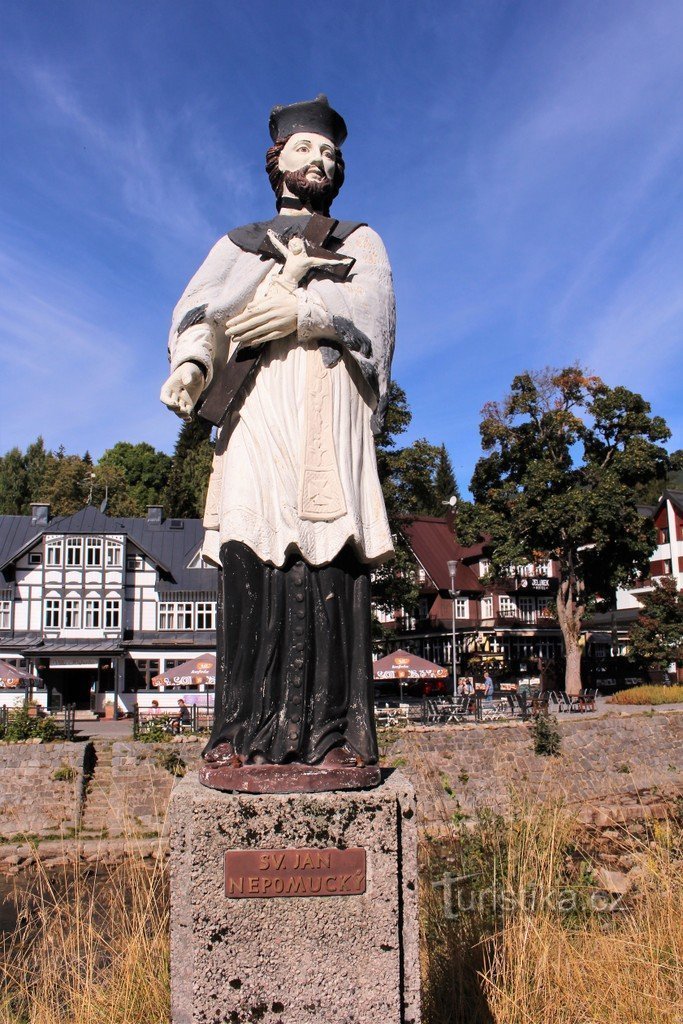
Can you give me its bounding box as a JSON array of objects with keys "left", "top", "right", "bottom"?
[{"left": 160, "top": 95, "right": 395, "bottom": 792}]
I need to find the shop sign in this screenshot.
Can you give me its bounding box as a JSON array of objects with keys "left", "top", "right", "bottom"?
[{"left": 512, "top": 577, "right": 559, "bottom": 594}]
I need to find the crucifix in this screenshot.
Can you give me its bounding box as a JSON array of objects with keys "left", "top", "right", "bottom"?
[{"left": 197, "top": 214, "right": 354, "bottom": 427}]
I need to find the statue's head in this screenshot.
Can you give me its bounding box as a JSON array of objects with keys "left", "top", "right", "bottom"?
[{"left": 266, "top": 94, "right": 346, "bottom": 216}]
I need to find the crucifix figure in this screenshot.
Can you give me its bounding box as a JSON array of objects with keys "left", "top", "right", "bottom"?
[{"left": 160, "top": 95, "right": 396, "bottom": 793}]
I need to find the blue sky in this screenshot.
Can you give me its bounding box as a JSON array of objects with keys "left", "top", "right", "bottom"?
[{"left": 1, "top": 0, "right": 682, "bottom": 495}]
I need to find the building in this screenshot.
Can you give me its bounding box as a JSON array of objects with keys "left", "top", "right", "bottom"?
[
  {"left": 376, "top": 516, "right": 565, "bottom": 687},
  {"left": 0, "top": 503, "right": 217, "bottom": 711}
]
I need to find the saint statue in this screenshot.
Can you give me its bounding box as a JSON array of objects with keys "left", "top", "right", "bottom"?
[{"left": 160, "top": 95, "right": 395, "bottom": 792}]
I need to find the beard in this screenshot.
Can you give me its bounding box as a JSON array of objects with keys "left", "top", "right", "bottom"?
[{"left": 282, "top": 167, "right": 338, "bottom": 214}]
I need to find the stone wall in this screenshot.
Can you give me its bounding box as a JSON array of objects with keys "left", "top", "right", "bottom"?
[
  {"left": 1, "top": 713, "right": 682, "bottom": 844},
  {"left": 385, "top": 711, "right": 683, "bottom": 830},
  {"left": 0, "top": 740, "right": 86, "bottom": 839}
]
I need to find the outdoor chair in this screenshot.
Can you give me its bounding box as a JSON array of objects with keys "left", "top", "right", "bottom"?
[
  {"left": 515, "top": 692, "right": 530, "bottom": 721},
  {"left": 578, "top": 688, "right": 597, "bottom": 712}
]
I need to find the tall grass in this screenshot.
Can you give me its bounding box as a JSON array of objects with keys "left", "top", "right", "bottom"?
[
  {"left": 0, "top": 849, "right": 169, "bottom": 1024},
  {"left": 2, "top": 800, "right": 682, "bottom": 1023},
  {"left": 422, "top": 800, "right": 683, "bottom": 1024}
]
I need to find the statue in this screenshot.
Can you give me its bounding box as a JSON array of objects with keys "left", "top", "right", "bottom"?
[{"left": 160, "top": 95, "right": 395, "bottom": 792}]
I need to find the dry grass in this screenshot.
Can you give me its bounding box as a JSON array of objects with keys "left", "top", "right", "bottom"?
[
  {"left": 1, "top": 799, "right": 682, "bottom": 1024},
  {"left": 0, "top": 848, "right": 169, "bottom": 1024},
  {"left": 608, "top": 684, "right": 683, "bottom": 705},
  {"left": 421, "top": 799, "right": 683, "bottom": 1024}
]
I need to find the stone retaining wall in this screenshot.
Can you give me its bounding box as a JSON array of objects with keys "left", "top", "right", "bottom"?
[
  {"left": 0, "top": 740, "right": 86, "bottom": 839},
  {"left": 386, "top": 711, "right": 683, "bottom": 830},
  {"left": 1, "top": 713, "right": 682, "bottom": 850}
]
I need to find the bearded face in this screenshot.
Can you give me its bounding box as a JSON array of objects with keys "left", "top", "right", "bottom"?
[{"left": 266, "top": 131, "right": 345, "bottom": 215}]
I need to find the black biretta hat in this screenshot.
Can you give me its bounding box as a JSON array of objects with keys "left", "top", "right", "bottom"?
[{"left": 269, "top": 94, "right": 347, "bottom": 147}]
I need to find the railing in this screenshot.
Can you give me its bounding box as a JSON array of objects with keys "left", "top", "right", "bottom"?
[
  {"left": 133, "top": 703, "right": 215, "bottom": 738},
  {"left": 63, "top": 703, "right": 76, "bottom": 741}
]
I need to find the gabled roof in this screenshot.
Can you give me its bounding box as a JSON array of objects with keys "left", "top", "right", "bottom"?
[
  {"left": 400, "top": 516, "right": 484, "bottom": 593},
  {"left": 663, "top": 490, "right": 683, "bottom": 516},
  {"left": 0, "top": 506, "right": 219, "bottom": 587}
]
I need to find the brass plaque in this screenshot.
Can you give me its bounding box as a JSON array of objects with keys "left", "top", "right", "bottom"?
[{"left": 224, "top": 847, "right": 366, "bottom": 898}]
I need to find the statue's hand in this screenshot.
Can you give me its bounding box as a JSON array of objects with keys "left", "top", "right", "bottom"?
[
  {"left": 160, "top": 363, "right": 205, "bottom": 421},
  {"left": 225, "top": 292, "right": 298, "bottom": 349}
]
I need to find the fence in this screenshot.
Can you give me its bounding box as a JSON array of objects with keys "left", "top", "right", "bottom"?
[{"left": 133, "top": 702, "right": 215, "bottom": 739}]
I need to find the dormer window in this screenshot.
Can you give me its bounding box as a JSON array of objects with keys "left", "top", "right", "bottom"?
[{"left": 66, "top": 538, "right": 82, "bottom": 567}]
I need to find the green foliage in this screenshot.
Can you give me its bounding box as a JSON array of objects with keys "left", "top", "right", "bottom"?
[
  {"left": 138, "top": 721, "right": 172, "bottom": 743},
  {"left": 163, "top": 418, "right": 214, "bottom": 518},
  {"left": 99, "top": 442, "right": 172, "bottom": 515},
  {"left": 154, "top": 748, "right": 187, "bottom": 776},
  {"left": 457, "top": 367, "right": 672, "bottom": 692},
  {"left": 0, "top": 706, "right": 61, "bottom": 742},
  {"left": 628, "top": 577, "right": 683, "bottom": 672},
  {"left": 531, "top": 710, "right": 562, "bottom": 757},
  {"left": 52, "top": 763, "right": 76, "bottom": 781},
  {"left": 0, "top": 448, "right": 30, "bottom": 514}
]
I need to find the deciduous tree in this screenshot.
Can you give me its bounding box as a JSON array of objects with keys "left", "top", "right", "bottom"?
[
  {"left": 629, "top": 577, "right": 683, "bottom": 675},
  {"left": 457, "top": 367, "right": 671, "bottom": 695}
]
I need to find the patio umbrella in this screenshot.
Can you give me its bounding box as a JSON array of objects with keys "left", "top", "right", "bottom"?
[
  {"left": 0, "top": 659, "right": 40, "bottom": 689},
  {"left": 373, "top": 648, "right": 448, "bottom": 700},
  {"left": 151, "top": 654, "right": 216, "bottom": 688}
]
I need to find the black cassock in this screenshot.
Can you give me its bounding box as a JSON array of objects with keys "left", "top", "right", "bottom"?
[{"left": 204, "top": 541, "right": 378, "bottom": 765}]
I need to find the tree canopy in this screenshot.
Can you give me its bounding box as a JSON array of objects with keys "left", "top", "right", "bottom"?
[
  {"left": 457, "top": 367, "right": 672, "bottom": 694},
  {"left": 629, "top": 577, "right": 683, "bottom": 674}
]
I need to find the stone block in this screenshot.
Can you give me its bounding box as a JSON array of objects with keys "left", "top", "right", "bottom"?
[{"left": 169, "top": 771, "right": 420, "bottom": 1024}]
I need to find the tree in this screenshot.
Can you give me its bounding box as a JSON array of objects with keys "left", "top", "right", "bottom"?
[
  {"left": 99, "top": 442, "right": 172, "bottom": 515},
  {"left": 25, "top": 437, "right": 48, "bottom": 507},
  {"left": 163, "top": 418, "right": 215, "bottom": 518},
  {"left": 457, "top": 367, "right": 671, "bottom": 695},
  {"left": 0, "top": 448, "right": 29, "bottom": 515},
  {"left": 629, "top": 577, "right": 683, "bottom": 675}
]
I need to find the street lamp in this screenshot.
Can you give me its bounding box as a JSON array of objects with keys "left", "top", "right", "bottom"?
[{"left": 447, "top": 559, "right": 458, "bottom": 696}]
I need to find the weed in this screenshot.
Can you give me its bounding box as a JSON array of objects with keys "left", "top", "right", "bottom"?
[{"left": 531, "top": 710, "right": 561, "bottom": 756}]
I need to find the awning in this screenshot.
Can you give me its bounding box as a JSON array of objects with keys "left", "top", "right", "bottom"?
[
  {"left": 21, "top": 639, "right": 124, "bottom": 656},
  {"left": 151, "top": 653, "right": 216, "bottom": 688},
  {"left": 373, "top": 648, "right": 449, "bottom": 680}
]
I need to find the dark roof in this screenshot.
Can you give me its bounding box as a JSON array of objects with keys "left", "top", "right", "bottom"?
[
  {"left": 21, "top": 639, "right": 124, "bottom": 655},
  {"left": 400, "top": 517, "right": 484, "bottom": 593},
  {"left": 664, "top": 489, "right": 683, "bottom": 516},
  {"left": 0, "top": 507, "right": 218, "bottom": 590}
]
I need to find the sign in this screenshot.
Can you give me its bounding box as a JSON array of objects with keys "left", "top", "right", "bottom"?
[
  {"left": 49, "top": 658, "right": 99, "bottom": 669},
  {"left": 224, "top": 848, "right": 366, "bottom": 898},
  {"left": 513, "top": 577, "right": 559, "bottom": 594}
]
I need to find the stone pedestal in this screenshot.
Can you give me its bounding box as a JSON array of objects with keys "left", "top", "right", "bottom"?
[{"left": 169, "top": 771, "right": 420, "bottom": 1024}]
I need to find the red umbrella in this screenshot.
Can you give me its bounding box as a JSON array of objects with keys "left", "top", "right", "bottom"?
[
  {"left": 373, "top": 648, "right": 448, "bottom": 680},
  {"left": 151, "top": 654, "right": 216, "bottom": 688}
]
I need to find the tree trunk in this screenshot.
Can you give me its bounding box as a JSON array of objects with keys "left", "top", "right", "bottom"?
[
  {"left": 555, "top": 574, "right": 585, "bottom": 697},
  {"left": 564, "top": 640, "right": 583, "bottom": 696}
]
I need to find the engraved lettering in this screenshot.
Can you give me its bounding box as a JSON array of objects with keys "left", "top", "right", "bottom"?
[
  {"left": 274, "top": 878, "right": 284, "bottom": 893},
  {"left": 225, "top": 848, "right": 366, "bottom": 899},
  {"left": 227, "top": 877, "right": 244, "bottom": 894},
  {"left": 247, "top": 877, "right": 259, "bottom": 894}
]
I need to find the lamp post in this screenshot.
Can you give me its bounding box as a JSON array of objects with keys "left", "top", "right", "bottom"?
[{"left": 447, "top": 559, "right": 458, "bottom": 696}]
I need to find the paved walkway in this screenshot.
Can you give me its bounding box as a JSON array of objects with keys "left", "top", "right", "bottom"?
[{"left": 73, "top": 718, "right": 134, "bottom": 740}]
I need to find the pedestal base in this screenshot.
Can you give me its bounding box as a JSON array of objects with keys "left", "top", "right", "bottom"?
[
  {"left": 198, "top": 760, "right": 381, "bottom": 794},
  {"left": 169, "top": 771, "right": 420, "bottom": 1024}
]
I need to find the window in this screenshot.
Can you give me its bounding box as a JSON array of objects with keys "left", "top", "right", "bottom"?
[
  {"left": 66, "top": 538, "right": 82, "bottom": 566},
  {"left": 479, "top": 559, "right": 491, "bottom": 578},
  {"left": 537, "top": 597, "right": 553, "bottom": 618},
  {"left": 127, "top": 555, "right": 143, "bottom": 571},
  {"left": 481, "top": 596, "right": 493, "bottom": 619},
  {"left": 517, "top": 596, "right": 535, "bottom": 623},
  {"left": 196, "top": 602, "right": 215, "bottom": 630},
  {"left": 86, "top": 538, "right": 102, "bottom": 566},
  {"left": 0, "top": 601, "right": 11, "bottom": 629},
  {"left": 29, "top": 552, "right": 42, "bottom": 565},
  {"left": 499, "top": 596, "right": 516, "bottom": 617},
  {"left": 44, "top": 599, "right": 61, "bottom": 629},
  {"left": 46, "top": 541, "right": 62, "bottom": 566},
  {"left": 64, "top": 598, "right": 81, "bottom": 628},
  {"left": 177, "top": 603, "right": 193, "bottom": 629},
  {"left": 85, "top": 599, "right": 101, "bottom": 628},
  {"left": 454, "top": 597, "right": 468, "bottom": 618},
  {"left": 104, "top": 599, "right": 121, "bottom": 629},
  {"left": 106, "top": 542, "right": 122, "bottom": 567},
  {"left": 159, "top": 602, "right": 175, "bottom": 630}
]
